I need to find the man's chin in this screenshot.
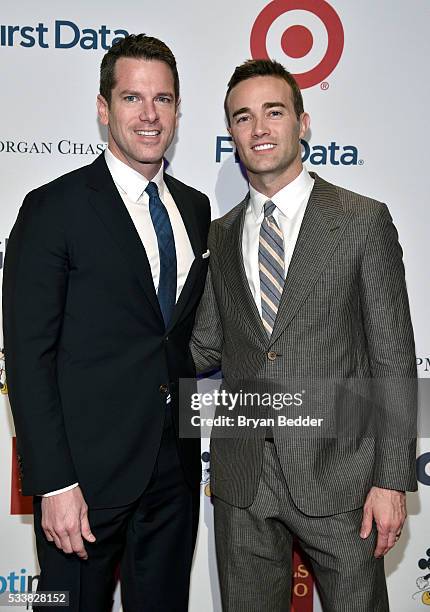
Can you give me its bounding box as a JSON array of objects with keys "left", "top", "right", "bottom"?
[
  {"left": 137, "top": 158, "right": 164, "bottom": 165},
  {"left": 130, "top": 152, "right": 164, "bottom": 167},
  {"left": 246, "top": 161, "right": 280, "bottom": 176}
]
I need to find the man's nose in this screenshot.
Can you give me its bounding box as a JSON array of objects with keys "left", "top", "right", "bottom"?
[
  {"left": 252, "top": 115, "right": 270, "bottom": 138},
  {"left": 139, "top": 101, "right": 158, "bottom": 123}
]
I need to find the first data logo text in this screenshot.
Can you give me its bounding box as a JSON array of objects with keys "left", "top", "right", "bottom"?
[{"left": 0, "top": 20, "right": 128, "bottom": 49}]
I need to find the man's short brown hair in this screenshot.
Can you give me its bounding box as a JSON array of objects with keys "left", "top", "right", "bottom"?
[
  {"left": 224, "top": 59, "right": 304, "bottom": 125},
  {"left": 100, "top": 33, "right": 179, "bottom": 105}
]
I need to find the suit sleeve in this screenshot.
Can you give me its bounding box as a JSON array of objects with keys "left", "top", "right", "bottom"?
[
  {"left": 2, "top": 189, "right": 78, "bottom": 495},
  {"left": 190, "top": 225, "right": 223, "bottom": 373},
  {"left": 359, "top": 202, "right": 417, "bottom": 492}
]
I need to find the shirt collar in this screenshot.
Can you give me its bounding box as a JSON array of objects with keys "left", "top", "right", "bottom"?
[
  {"left": 249, "top": 167, "right": 314, "bottom": 220},
  {"left": 105, "top": 148, "right": 165, "bottom": 203}
]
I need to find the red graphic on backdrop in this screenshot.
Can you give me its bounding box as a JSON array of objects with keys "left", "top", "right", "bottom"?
[
  {"left": 292, "top": 545, "right": 314, "bottom": 611},
  {"left": 11, "top": 437, "right": 33, "bottom": 515},
  {"left": 250, "top": 0, "right": 344, "bottom": 89}
]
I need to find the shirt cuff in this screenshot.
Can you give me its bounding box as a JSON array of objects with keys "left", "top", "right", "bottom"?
[{"left": 42, "top": 483, "right": 79, "bottom": 497}]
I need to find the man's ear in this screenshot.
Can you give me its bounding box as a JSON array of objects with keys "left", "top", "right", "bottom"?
[
  {"left": 175, "top": 96, "right": 181, "bottom": 128},
  {"left": 299, "top": 112, "right": 310, "bottom": 139},
  {"left": 97, "top": 94, "right": 109, "bottom": 126},
  {"left": 227, "top": 126, "right": 237, "bottom": 152}
]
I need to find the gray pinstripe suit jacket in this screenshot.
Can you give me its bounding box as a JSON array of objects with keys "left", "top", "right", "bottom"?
[{"left": 191, "top": 173, "right": 417, "bottom": 516}]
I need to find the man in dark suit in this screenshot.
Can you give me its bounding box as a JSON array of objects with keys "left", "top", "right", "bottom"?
[
  {"left": 191, "top": 59, "right": 416, "bottom": 611},
  {"left": 3, "top": 34, "right": 210, "bottom": 612}
]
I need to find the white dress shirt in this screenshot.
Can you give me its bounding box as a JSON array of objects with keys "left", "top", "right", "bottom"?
[
  {"left": 242, "top": 168, "right": 314, "bottom": 316},
  {"left": 43, "top": 149, "right": 194, "bottom": 497},
  {"left": 105, "top": 148, "right": 195, "bottom": 301}
]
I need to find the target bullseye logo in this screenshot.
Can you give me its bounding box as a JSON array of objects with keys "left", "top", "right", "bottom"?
[{"left": 250, "top": 0, "right": 344, "bottom": 89}]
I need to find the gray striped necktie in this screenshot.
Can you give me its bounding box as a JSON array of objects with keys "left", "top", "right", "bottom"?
[{"left": 259, "top": 200, "right": 285, "bottom": 337}]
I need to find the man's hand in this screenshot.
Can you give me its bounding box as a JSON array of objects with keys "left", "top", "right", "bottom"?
[
  {"left": 360, "top": 486, "right": 406, "bottom": 558},
  {"left": 41, "top": 486, "right": 96, "bottom": 560}
]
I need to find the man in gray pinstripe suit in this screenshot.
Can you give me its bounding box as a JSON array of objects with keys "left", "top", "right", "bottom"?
[{"left": 191, "top": 59, "right": 417, "bottom": 611}]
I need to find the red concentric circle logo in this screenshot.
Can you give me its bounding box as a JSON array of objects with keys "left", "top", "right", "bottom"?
[{"left": 250, "top": 0, "right": 344, "bottom": 89}]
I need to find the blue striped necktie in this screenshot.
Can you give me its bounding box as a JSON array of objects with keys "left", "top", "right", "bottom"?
[
  {"left": 145, "top": 181, "right": 177, "bottom": 326},
  {"left": 258, "top": 200, "right": 285, "bottom": 337}
]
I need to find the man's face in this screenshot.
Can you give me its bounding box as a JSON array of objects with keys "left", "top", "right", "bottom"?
[
  {"left": 227, "top": 76, "right": 309, "bottom": 188},
  {"left": 97, "top": 57, "right": 178, "bottom": 178}
]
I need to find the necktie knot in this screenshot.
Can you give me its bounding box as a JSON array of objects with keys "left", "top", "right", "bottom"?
[
  {"left": 264, "top": 200, "right": 276, "bottom": 218},
  {"left": 145, "top": 181, "right": 160, "bottom": 200}
]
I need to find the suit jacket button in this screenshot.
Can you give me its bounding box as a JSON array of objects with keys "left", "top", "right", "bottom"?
[
  {"left": 159, "top": 384, "right": 169, "bottom": 394},
  {"left": 267, "top": 351, "right": 277, "bottom": 361}
]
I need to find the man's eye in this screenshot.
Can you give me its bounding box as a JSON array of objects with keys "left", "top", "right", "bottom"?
[
  {"left": 156, "top": 96, "right": 172, "bottom": 104},
  {"left": 236, "top": 115, "right": 249, "bottom": 123},
  {"left": 269, "top": 110, "right": 282, "bottom": 117},
  {"left": 124, "top": 95, "right": 138, "bottom": 102}
]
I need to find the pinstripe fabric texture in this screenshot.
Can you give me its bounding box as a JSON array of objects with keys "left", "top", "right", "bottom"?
[
  {"left": 214, "top": 442, "right": 389, "bottom": 612},
  {"left": 259, "top": 200, "right": 285, "bottom": 336},
  {"left": 191, "top": 173, "right": 417, "bottom": 516}
]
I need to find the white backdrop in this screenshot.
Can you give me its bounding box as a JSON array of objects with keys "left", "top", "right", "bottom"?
[{"left": 1, "top": 1, "right": 429, "bottom": 610}]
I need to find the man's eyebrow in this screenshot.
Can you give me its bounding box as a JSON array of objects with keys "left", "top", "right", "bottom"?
[
  {"left": 231, "top": 101, "right": 287, "bottom": 119},
  {"left": 117, "top": 89, "right": 174, "bottom": 98},
  {"left": 263, "top": 101, "right": 287, "bottom": 110},
  {"left": 231, "top": 107, "right": 250, "bottom": 119},
  {"left": 118, "top": 89, "right": 140, "bottom": 96},
  {"left": 154, "top": 91, "right": 174, "bottom": 98}
]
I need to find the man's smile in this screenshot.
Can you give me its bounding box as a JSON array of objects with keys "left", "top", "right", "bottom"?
[
  {"left": 135, "top": 129, "right": 161, "bottom": 136},
  {"left": 251, "top": 143, "right": 276, "bottom": 151}
]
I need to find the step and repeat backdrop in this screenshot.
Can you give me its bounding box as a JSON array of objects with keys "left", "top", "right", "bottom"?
[{"left": 1, "top": 1, "right": 429, "bottom": 610}]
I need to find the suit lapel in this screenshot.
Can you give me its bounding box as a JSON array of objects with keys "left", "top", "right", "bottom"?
[
  {"left": 86, "top": 155, "right": 163, "bottom": 324},
  {"left": 165, "top": 174, "right": 202, "bottom": 258},
  {"left": 164, "top": 174, "right": 204, "bottom": 331},
  {"left": 219, "top": 197, "right": 268, "bottom": 347},
  {"left": 270, "top": 173, "right": 354, "bottom": 345}
]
